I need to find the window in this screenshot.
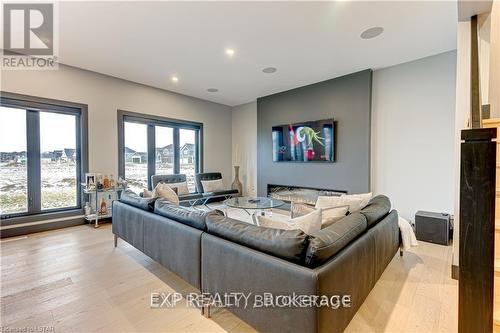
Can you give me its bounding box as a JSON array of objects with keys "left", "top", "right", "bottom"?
[
  {"left": 179, "top": 129, "right": 197, "bottom": 192},
  {"left": 40, "top": 112, "right": 78, "bottom": 210},
  {"left": 118, "top": 111, "right": 202, "bottom": 193},
  {"left": 155, "top": 126, "right": 174, "bottom": 175},
  {"left": 0, "top": 107, "right": 27, "bottom": 215},
  {"left": 124, "top": 122, "right": 148, "bottom": 194},
  {"left": 0, "top": 94, "right": 87, "bottom": 219}
]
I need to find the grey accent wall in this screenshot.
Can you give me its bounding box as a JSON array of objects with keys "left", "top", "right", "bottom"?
[{"left": 257, "top": 70, "right": 372, "bottom": 195}]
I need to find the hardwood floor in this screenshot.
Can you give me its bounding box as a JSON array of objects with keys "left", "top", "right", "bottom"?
[{"left": 1, "top": 223, "right": 457, "bottom": 332}]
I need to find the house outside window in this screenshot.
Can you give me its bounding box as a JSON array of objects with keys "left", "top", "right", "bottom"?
[{"left": 118, "top": 111, "right": 202, "bottom": 193}]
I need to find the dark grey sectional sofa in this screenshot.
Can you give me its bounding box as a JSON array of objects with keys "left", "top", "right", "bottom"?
[{"left": 113, "top": 192, "right": 400, "bottom": 333}]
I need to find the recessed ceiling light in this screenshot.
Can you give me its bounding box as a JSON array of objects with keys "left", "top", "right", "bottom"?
[
  {"left": 360, "top": 27, "right": 384, "bottom": 39},
  {"left": 262, "top": 67, "right": 277, "bottom": 74},
  {"left": 171, "top": 76, "right": 179, "bottom": 83},
  {"left": 207, "top": 88, "right": 219, "bottom": 92},
  {"left": 225, "top": 48, "right": 235, "bottom": 56}
]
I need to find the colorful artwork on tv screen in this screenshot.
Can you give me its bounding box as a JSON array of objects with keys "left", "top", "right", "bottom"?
[{"left": 272, "top": 119, "right": 335, "bottom": 162}]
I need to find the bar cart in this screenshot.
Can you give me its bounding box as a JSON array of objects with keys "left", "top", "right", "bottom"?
[{"left": 82, "top": 184, "right": 125, "bottom": 228}]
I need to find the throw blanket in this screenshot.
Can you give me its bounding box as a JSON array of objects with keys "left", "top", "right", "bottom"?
[{"left": 398, "top": 216, "right": 418, "bottom": 251}]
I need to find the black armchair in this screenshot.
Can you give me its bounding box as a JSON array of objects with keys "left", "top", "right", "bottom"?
[
  {"left": 195, "top": 172, "right": 238, "bottom": 203},
  {"left": 151, "top": 174, "right": 203, "bottom": 204}
]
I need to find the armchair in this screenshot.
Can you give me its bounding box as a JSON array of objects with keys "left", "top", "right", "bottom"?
[{"left": 195, "top": 172, "right": 238, "bottom": 205}]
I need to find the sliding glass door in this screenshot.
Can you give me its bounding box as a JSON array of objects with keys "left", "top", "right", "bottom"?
[
  {"left": 179, "top": 128, "right": 197, "bottom": 192},
  {"left": 0, "top": 97, "right": 84, "bottom": 218},
  {"left": 155, "top": 126, "right": 174, "bottom": 176},
  {"left": 0, "top": 107, "right": 28, "bottom": 215},
  {"left": 40, "top": 112, "right": 78, "bottom": 210},
  {"left": 119, "top": 112, "right": 202, "bottom": 193},
  {"left": 124, "top": 122, "right": 148, "bottom": 194}
]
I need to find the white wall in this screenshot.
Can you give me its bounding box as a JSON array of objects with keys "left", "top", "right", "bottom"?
[
  {"left": 371, "top": 51, "right": 457, "bottom": 221},
  {"left": 489, "top": 0, "right": 500, "bottom": 118},
  {"left": 1, "top": 64, "right": 233, "bottom": 184},
  {"left": 231, "top": 101, "right": 257, "bottom": 196},
  {"left": 452, "top": 22, "right": 471, "bottom": 266}
]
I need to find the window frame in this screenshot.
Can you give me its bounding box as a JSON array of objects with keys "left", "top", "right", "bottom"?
[
  {"left": 0, "top": 91, "right": 88, "bottom": 222},
  {"left": 117, "top": 110, "right": 203, "bottom": 190}
]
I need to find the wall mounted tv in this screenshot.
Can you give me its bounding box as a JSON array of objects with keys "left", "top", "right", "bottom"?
[{"left": 272, "top": 118, "right": 336, "bottom": 162}]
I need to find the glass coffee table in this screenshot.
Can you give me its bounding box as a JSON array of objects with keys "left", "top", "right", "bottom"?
[{"left": 223, "top": 196, "right": 285, "bottom": 224}]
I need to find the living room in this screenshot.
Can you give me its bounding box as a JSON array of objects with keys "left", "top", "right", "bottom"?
[{"left": 1, "top": 1, "right": 499, "bottom": 332}]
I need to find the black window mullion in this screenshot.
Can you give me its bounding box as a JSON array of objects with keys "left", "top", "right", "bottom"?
[
  {"left": 26, "top": 110, "right": 41, "bottom": 213},
  {"left": 147, "top": 124, "right": 155, "bottom": 190},
  {"left": 195, "top": 130, "right": 201, "bottom": 173},
  {"left": 173, "top": 128, "right": 180, "bottom": 174},
  {"left": 75, "top": 115, "right": 82, "bottom": 209}
]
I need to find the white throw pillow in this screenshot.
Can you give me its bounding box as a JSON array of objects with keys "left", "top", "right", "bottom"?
[
  {"left": 340, "top": 192, "right": 372, "bottom": 211},
  {"left": 162, "top": 181, "right": 190, "bottom": 195},
  {"left": 321, "top": 205, "right": 349, "bottom": 227},
  {"left": 293, "top": 202, "right": 348, "bottom": 228},
  {"left": 257, "top": 209, "right": 322, "bottom": 235},
  {"left": 154, "top": 183, "right": 180, "bottom": 205},
  {"left": 316, "top": 196, "right": 363, "bottom": 213},
  {"left": 201, "top": 179, "right": 225, "bottom": 193},
  {"left": 291, "top": 202, "right": 316, "bottom": 219},
  {"left": 257, "top": 215, "right": 293, "bottom": 230}
]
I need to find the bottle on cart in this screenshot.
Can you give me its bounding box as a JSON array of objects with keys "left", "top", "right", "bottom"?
[
  {"left": 103, "top": 175, "right": 110, "bottom": 188},
  {"left": 108, "top": 194, "right": 113, "bottom": 214},
  {"left": 109, "top": 175, "right": 115, "bottom": 188},
  {"left": 84, "top": 202, "right": 91, "bottom": 216},
  {"left": 100, "top": 198, "right": 107, "bottom": 215}
]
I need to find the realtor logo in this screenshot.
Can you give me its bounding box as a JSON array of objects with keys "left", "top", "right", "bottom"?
[
  {"left": 3, "top": 3, "right": 54, "bottom": 55},
  {"left": 2, "top": 2, "right": 58, "bottom": 69}
]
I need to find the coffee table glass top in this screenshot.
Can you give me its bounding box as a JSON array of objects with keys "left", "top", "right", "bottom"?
[{"left": 223, "top": 196, "right": 285, "bottom": 210}]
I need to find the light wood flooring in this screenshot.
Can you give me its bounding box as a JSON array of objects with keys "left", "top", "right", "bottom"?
[{"left": 1, "top": 221, "right": 457, "bottom": 332}]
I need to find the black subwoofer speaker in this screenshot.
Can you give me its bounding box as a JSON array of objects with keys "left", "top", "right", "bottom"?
[{"left": 415, "top": 210, "right": 451, "bottom": 245}]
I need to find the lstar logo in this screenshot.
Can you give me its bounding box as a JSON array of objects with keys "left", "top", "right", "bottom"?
[{"left": 3, "top": 3, "right": 54, "bottom": 56}]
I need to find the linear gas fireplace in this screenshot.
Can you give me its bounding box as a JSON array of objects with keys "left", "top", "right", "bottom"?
[{"left": 267, "top": 184, "right": 347, "bottom": 205}]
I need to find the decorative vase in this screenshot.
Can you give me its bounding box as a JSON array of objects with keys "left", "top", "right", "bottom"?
[{"left": 231, "top": 166, "right": 243, "bottom": 196}]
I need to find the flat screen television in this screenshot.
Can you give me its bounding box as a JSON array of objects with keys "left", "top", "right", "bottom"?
[{"left": 272, "top": 118, "right": 336, "bottom": 162}]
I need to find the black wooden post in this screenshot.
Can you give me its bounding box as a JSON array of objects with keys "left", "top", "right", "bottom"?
[{"left": 459, "top": 128, "right": 496, "bottom": 332}]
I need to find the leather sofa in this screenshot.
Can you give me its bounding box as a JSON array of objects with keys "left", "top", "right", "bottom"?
[{"left": 113, "top": 192, "right": 399, "bottom": 333}]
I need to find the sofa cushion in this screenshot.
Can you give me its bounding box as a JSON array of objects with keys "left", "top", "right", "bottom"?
[
  {"left": 154, "top": 199, "right": 222, "bottom": 230},
  {"left": 195, "top": 172, "right": 222, "bottom": 193},
  {"left": 201, "top": 179, "right": 225, "bottom": 192},
  {"left": 316, "top": 195, "right": 364, "bottom": 213},
  {"left": 205, "top": 212, "right": 309, "bottom": 263},
  {"left": 359, "top": 195, "right": 391, "bottom": 227},
  {"left": 340, "top": 192, "right": 372, "bottom": 211},
  {"left": 305, "top": 213, "right": 367, "bottom": 267},
  {"left": 257, "top": 208, "right": 322, "bottom": 235},
  {"left": 160, "top": 181, "right": 189, "bottom": 195},
  {"left": 120, "top": 189, "right": 157, "bottom": 212},
  {"left": 154, "top": 183, "right": 180, "bottom": 205}
]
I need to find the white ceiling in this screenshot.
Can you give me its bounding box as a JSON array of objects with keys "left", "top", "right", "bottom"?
[{"left": 58, "top": 1, "right": 458, "bottom": 106}]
